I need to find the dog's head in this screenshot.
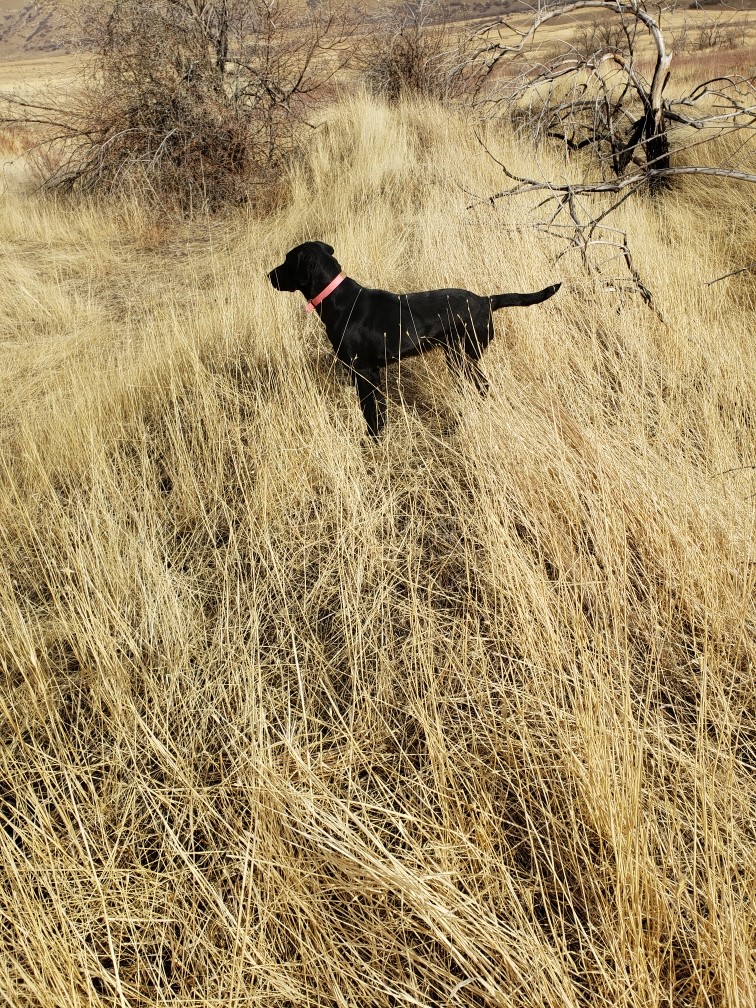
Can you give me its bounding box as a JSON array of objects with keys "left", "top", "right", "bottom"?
[{"left": 268, "top": 241, "right": 338, "bottom": 293}]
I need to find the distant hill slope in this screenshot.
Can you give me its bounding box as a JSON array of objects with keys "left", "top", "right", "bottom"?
[{"left": 0, "top": 2, "right": 69, "bottom": 57}]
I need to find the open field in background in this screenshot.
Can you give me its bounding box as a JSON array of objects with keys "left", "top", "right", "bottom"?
[
  {"left": 0, "top": 53, "right": 77, "bottom": 93},
  {"left": 1, "top": 8, "right": 756, "bottom": 1008},
  {"left": 1, "top": 2, "right": 756, "bottom": 78}
]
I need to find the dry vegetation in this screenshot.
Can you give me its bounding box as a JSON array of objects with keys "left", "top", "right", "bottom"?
[{"left": 1, "top": 20, "right": 756, "bottom": 1008}]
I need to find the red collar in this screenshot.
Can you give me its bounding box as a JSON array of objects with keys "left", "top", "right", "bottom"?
[{"left": 305, "top": 272, "right": 345, "bottom": 313}]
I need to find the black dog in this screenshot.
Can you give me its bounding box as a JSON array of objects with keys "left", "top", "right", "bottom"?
[{"left": 268, "top": 241, "right": 560, "bottom": 438}]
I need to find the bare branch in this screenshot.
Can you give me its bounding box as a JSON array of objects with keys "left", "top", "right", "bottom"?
[{"left": 704, "top": 262, "right": 756, "bottom": 286}]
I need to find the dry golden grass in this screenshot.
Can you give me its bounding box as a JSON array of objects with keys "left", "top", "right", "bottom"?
[{"left": 0, "top": 89, "right": 755, "bottom": 1008}]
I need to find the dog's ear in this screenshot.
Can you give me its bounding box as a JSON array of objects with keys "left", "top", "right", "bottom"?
[
  {"left": 296, "top": 245, "right": 319, "bottom": 289},
  {"left": 316, "top": 242, "right": 335, "bottom": 256}
]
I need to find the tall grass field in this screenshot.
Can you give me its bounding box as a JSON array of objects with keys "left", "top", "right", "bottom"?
[{"left": 1, "top": 84, "right": 755, "bottom": 1007}]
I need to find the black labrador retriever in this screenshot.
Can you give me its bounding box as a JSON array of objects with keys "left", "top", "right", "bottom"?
[{"left": 268, "top": 241, "right": 560, "bottom": 438}]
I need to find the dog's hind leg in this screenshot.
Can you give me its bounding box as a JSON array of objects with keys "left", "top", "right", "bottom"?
[
  {"left": 444, "top": 341, "right": 490, "bottom": 396},
  {"left": 464, "top": 349, "right": 490, "bottom": 396},
  {"left": 353, "top": 367, "right": 386, "bottom": 439}
]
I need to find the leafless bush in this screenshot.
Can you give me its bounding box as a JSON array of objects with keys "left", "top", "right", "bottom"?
[
  {"left": 573, "top": 15, "right": 634, "bottom": 60},
  {"left": 693, "top": 12, "right": 745, "bottom": 51},
  {"left": 1, "top": 0, "right": 351, "bottom": 211},
  {"left": 361, "top": 0, "right": 483, "bottom": 104}
]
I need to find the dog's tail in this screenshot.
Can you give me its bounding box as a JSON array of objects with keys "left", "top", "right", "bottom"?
[{"left": 490, "top": 282, "right": 561, "bottom": 312}]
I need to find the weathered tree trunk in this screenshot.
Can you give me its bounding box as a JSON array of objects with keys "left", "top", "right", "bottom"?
[
  {"left": 645, "top": 50, "right": 672, "bottom": 191},
  {"left": 215, "top": 0, "right": 229, "bottom": 79},
  {"left": 644, "top": 111, "right": 671, "bottom": 191}
]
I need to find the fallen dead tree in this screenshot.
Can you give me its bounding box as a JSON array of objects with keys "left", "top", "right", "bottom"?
[
  {"left": 465, "top": 1, "right": 756, "bottom": 305},
  {"left": 471, "top": 1, "right": 756, "bottom": 190}
]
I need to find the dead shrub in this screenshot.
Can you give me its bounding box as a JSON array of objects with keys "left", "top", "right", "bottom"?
[
  {"left": 1, "top": 0, "right": 351, "bottom": 211},
  {"left": 573, "top": 15, "right": 635, "bottom": 59},
  {"left": 360, "top": 0, "right": 482, "bottom": 104},
  {"left": 693, "top": 12, "right": 746, "bottom": 51}
]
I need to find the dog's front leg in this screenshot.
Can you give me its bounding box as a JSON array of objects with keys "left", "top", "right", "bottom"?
[{"left": 353, "top": 367, "right": 385, "bottom": 439}]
